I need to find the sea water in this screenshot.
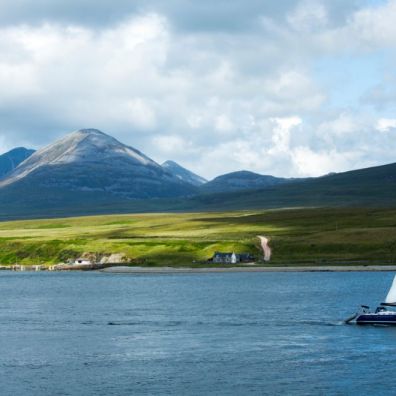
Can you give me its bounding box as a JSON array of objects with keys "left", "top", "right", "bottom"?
[{"left": 1, "top": 271, "right": 396, "bottom": 395}]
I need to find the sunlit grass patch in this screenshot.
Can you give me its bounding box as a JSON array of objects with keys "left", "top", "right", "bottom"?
[{"left": 0, "top": 207, "right": 395, "bottom": 265}]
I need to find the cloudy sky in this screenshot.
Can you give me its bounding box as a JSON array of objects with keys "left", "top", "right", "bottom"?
[{"left": 1, "top": 0, "right": 396, "bottom": 179}]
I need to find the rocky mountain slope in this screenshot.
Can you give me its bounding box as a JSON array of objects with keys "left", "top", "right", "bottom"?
[{"left": 0, "top": 129, "right": 197, "bottom": 199}]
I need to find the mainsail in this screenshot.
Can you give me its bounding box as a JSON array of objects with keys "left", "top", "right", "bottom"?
[{"left": 384, "top": 275, "right": 396, "bottom": 305}]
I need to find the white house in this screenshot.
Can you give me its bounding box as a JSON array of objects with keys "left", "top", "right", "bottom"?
[
  {"left": 211, "top": 252, "right": 255, "bottom": 264},
  {"left": 74, "top": 258, "right": 92, "bottom": 265},
  {"left": 231, "top": 252, "right": 237, "bottom": 264}
]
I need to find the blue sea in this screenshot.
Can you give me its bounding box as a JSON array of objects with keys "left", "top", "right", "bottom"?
[{"left": 1, "top": 271, "right": 396, "bottom": 395}]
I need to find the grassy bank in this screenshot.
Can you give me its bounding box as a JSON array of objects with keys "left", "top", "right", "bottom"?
[{"left": 0, "top": 207, "right": 395, "bottom": 266}]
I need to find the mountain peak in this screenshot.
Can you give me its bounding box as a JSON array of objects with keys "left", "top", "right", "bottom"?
[
  {"left": 1, "top": 128, "right": 157, "bottom": 187},
  {"left": 73, "top": 128, "right": 111, "bottom": 139},
  {"left": 162, "top": 160, "right": 207, "bottom": 186},
  {"left": 19, "top": 128, "right": 155, "bottom": 168},
  {"left": 0, "top": 147, "right": 35, "bottom": 179},
  {"left": 62, "top": 128, "right": 122, "bottom": 147},
  {"left": 0, "top": 128, "right": 198, "bottom": 198},
  {"left": 77, "top": 128, "right": 103, "bottom": 134}
]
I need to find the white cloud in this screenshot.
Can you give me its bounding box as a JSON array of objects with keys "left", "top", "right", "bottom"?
[
  {"left": 287, "top": 0, "right": 328, "bottom": 33},
  {"left": 0, "top": 1, "right": 396, "bottom": 180},
  {"left": 291, "top": 146, "right": 357, "bottom": 177},
  {"left": 347, "top": 1, "right": 396, "bottom": 48},
  {"left": 268, "top": 116, "right": 302, "bottom": 154},
  {"left": 125, "top": 99, "right": 157, "bottom": 129},
  {"left": 313, "top": 0, "right": 396, "bottom": 52},
  {"left": 215, "top": 114, "right": 234, "bottom": 133},
  {"left": 376, "top": 118, "right": 396, "bottom": 132},
  {"left": 151, "top": 135, "right": 192, "bottom": 155}
]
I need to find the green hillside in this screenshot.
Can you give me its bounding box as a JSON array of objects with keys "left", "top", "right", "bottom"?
[
  {"left": 1, "top": 207, "right": 396, "bottom": 266},
  {"left": 0, "top": 161, "right": 395, "bottom": 220},
  {"left": 190, "top": 162, "right": 396, "bottom": 210}
]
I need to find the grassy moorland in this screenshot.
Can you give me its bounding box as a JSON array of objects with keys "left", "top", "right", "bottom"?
[
  {"left": 0, "top": 161, "right": 395, "bottom": 221},
  {"left": 0, "top": 207, "right": 395, "bottom": 266}
]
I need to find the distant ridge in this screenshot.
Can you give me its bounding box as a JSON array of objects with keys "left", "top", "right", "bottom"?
[
  {"left": 200, "top": 170, "right": 290, "bottom": 193},
  {"left": 0, "top": 147, "right": 35, "bottom": 179},
  {"left": 0, "top": 128, "right": 395, "bottom": 219},
  {"left": 190, "top": 161, "right": 396, "bottom": 210}
]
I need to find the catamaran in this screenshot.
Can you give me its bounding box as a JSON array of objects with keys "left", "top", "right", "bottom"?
[{"left": 346, "top": 275, "right": 396, "bottom": 325}]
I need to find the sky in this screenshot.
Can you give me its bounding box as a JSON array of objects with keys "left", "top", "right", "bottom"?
[{"left": 1, "top": 0, "right": 396, "bottom": 179}]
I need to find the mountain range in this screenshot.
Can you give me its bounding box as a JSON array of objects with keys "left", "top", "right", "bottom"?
[
  {"left": 0, "top": 128, "right": 395, "bottom": 219},
  {"left": 0, "top": 129, "right": 197, "bottom": 199}
]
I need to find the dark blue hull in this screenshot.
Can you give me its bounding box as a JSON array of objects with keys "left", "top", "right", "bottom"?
[{"left": 356, "top": 314, "right": 396, "bottom": 325}]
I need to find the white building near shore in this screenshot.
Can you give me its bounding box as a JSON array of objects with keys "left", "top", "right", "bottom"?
[{"left": 74, "top": 258, "right": 92, "bottom": 265}]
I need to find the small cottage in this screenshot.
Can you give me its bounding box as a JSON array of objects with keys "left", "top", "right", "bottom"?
[{"left": 74, "top": 258, "right": 92, "bottom": 265}]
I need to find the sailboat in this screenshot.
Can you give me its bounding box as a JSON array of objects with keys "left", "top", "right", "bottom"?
[{"left": 346, "top": 275, "right": 396, "bottom": 325}]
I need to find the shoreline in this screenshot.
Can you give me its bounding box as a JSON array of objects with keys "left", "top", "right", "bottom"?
[{"left": 100, "top": 265, "right": 396, "bottom": 274}]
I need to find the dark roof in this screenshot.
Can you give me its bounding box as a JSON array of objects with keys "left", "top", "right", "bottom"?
[
  {"left": 239, "top": 253, "right": 254, "bottom": 258},
  {"left": 213, "top": 252, "right": 253, "bottom": 258},
  {"left": 213, "top": 252, "right": 234, "bottom": 257}
]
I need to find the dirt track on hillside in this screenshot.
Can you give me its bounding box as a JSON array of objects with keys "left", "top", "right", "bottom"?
[{"left": 258, "top": 236, "right": 271, "bottom": 261}]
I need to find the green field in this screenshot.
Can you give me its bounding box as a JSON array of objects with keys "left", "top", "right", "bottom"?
[{"left": 0, "top": 207, "right": 396, "bottom": 266}]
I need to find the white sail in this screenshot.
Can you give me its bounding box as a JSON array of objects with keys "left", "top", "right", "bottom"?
[{"left": 384, "top": 275, "right": 396, "bottom": 304}]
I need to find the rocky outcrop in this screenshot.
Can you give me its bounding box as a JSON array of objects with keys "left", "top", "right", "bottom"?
[{"left": 100, "top": 253, "right": 129, "bottom": 264}]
